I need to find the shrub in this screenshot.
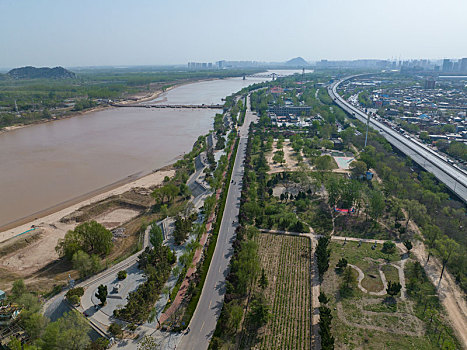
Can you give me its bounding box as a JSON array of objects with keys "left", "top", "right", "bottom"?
[
  {"left": 65, "top": 287, "right": 84, "bottom": 304},
  {"left": 117, "top": 270, "right": 127, "bottom": 280},
  {"left": 67, "top": 294, "right": 80, "bottom": 305},
  {"left": 382, "top": 240, "right": 396, "bottom": 254},
  {"left": 87, "top": 338, "right": 109, "bottom": 350},
  {"left": 108, "top": 322, "right": 123, "bottom": 338}
]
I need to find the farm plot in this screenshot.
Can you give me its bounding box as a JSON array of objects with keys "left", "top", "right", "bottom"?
[{"left": 241, "top": 233, "right": 312, "bottom": 350}]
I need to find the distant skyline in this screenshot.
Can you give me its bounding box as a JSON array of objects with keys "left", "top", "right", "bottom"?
[{"left": 1, "top": 0, "right": 467, "bottom": 68}]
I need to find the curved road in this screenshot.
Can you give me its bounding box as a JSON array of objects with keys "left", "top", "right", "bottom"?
[
  {"left": 178, "top": 96, "right": 255, "bottom": 349},
  {"left": 328, "top": 76, "right": 467, "bottom": 203}
]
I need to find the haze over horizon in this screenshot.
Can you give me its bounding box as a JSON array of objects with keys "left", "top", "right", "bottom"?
[{"left": 1, "top": 0, "right": 467, "bottom": 68}]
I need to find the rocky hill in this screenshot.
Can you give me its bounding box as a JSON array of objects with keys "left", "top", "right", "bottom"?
[
  {"left": 285, "top": 57, "right": 309, "bottom": 66},
  {"left": 7, "top": 66, "right": 76, "bottom": 79}
]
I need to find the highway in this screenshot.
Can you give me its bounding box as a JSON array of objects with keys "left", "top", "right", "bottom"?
[
  {"left": 178, "top": 95, "right": 255, "bottom": 349},
  {"left": 328, "top": 76, "right": 467, "bottom": 204}
]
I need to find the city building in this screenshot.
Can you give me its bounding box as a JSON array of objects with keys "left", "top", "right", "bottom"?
[
  {"left": 268, "top": 106, "right": 312, "bottom": 116},
  {"left": 424, "top": 79, "right": 436, "bottom": 89},
  {"left": 442, "top": 59, "right": 453, "bottom": 72}
]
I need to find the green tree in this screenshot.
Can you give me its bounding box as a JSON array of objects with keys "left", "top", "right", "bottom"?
[
  {"left": 95, "top": 284, "right": 108, "bottom": 306},
  {"left": 340, "top": 127, "right": 355, "bottom": 148},
  {"left": 318, "top": 292, "right": 330, "bottom": 305},
  {"left": 336, "top": 258, "right": 348, "bottom": 271},
  {"left": 419, "top": 131, "right": 430, "bottom": 142},
  {"left": 39, "top": 311, "right": 91, "bottom": 350},
  {"left": 435, "top": 237, "right": 460, "bottom": 285},
  {"left": 272, "top": 150, "right": 285, "bottom": 164},
  {"left": 56, "top": 221, "right": 113, "bottom": 259},
  {"left": 319, "top": 304, "right": 335, "bottom": 350},
  {"left": 22, "top": 312, "right": 48, "bottom": 341},
  {"left": 149, "top": 224, "right": 164, "bottom": 247},
  {"left": 342, "top": 266, "right": 356, "bottom": 289},
  {"left": 87, "top": 338, "right": 110, "bottom": 350},
  {"left": 74, "top": 221, "right": 113, "bottom": 256},
  {"left": 117, "top": 270, "right": 127, "bottom": 280},
  {"left": 259, "top": 268, "right": 268, "bottom": 290},
  {"left": 8, "top": 337, "right": 22, "bottom": 350},
  {"left": 163, "top": 183, "right": 179, "bottom": 203},
  {"left": 66, "top": 287, "right": 84, "bottom": 305},
  {"left": 317, "top": 236, "right": 331, "bottom": 279},
  {"left": 386, "top": 280, "right": 402, "bottom": 297},
  {"left": 179, "top": 183, "right": 191, "bottom": 198},
  {"left": 248, "top": 293, "right": 269, "bottom": 328},
  {"left": 315, "top": 155, "right": 334, "bottom": 170},
  {"left": 368, "top": 189, "right": 385, "bottom": 223},
  {"left": 382, "top": 241, "right": 396, "bottom": 255},
  {"left": 11, "top": 279, "right": 26, "bottom": 300},
  {"left": 108, "top": 322, "right": 123, "bottom": 338},
  {"left": 222, "top": 302, "right": 243, "bottom": 334},
  {"left": 350, "top": 160, "right": 367, "bottom": 178},
  {"left": 404, "top": 199, "right": 427, "bottom": 229},
  {"left": 423, "top": 224, "right": 441, "bottom": 263},
  {"left": 325, "top": 176, "right": 340, "bottom": 207},
  {"left": 403, "top": 240, "right": 413, "bottom": 254},
  {"left": 55, "top": 229, "right": 82, "bottom": 260},
  {"left": 72, "top": 250, "right": 101, "bottom": 278}
]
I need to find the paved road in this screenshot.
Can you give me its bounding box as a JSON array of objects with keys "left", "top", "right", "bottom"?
[
  {"left": 178, "top": 96, "right": 256, "bottom": 350},
  {"left": 328, "top": 77, "right": 467, "bottom": 203}
]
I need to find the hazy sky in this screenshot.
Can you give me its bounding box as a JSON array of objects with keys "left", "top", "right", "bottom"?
[{"left": 1, "top": 0, "right": 467, "bottom": 68}]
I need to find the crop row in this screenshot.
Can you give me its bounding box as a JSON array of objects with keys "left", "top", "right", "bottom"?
[{"left": 255, "top": 233, "right": 311, "bottom": 350}]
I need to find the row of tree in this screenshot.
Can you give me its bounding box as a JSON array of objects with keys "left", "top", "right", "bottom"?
[{"left": 113, "top": 243, "right": 176, "bottom": 323}]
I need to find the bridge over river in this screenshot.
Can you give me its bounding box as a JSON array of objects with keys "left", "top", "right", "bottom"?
[{"left": 111, "top": 103, "right": 224, "bottom": 109}]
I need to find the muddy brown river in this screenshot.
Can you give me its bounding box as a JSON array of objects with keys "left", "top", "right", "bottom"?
[{"left": 0, "top": 71, "right": 299, "bottom": 228}]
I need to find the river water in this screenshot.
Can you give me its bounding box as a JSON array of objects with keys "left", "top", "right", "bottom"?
[{"left": 0, "top": 70, "right": 301, "bottom": 229}]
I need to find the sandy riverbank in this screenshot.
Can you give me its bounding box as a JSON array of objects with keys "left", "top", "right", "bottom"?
[{"left": 0, "top": 167, "right": 174, "bottom": 244}]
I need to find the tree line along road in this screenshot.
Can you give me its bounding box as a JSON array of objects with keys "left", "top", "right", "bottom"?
[{"left": 178, "top": 95, "right": 256, "bottom": 349}]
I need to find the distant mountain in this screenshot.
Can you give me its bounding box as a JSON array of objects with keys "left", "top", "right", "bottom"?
[
  {"left": 7, "top": 66, "right": 76, "bottom": 79},
  {"left": 285, "top": 57, "right": 309, "bottom": 66}
]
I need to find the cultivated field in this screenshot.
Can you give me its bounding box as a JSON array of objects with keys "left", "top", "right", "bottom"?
[{"left": 240, "top": 233, "right": 312, "bottom": 349}]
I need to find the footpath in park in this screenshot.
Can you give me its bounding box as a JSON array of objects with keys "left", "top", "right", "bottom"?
[
  {"left": 158, "top": 140, "right": 235, "bottom": 326},
  {"left": 259, "top": 228, "right": 467, "bottom": 350}
]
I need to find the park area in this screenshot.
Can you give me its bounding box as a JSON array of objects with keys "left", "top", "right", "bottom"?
[
  {"left": 238, "top": 233, "right": 312, "bottom": 349},
  {"left": 320, "top": 240, "right": 460, "bottom": 350}
]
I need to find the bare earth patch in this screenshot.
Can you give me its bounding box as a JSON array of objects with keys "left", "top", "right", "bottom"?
[
  {"left": 0, "top": 169, "right": 173, "bottom": 290},
  {"left": 94, "top": 208, "right": 141, "bottom": 230}
]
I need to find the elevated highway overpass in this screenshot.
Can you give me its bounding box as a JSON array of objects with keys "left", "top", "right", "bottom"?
[{"left": 328, "top": 75, "right": 467, "bottom": 204}]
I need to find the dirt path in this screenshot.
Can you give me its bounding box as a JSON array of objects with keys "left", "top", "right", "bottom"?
[
  {"left": 348, "top": 263, "right": 367, "bottom": 293},
  {"left": 259, "top": 228, "right": 467, "bottom": 348},
  {"left": 411, "top": 239, "right": 467, "bottom": 349},
  {"left": 391, "top": 257, "right": 408, "bottom": 300},
  {"left": 372, "top": 265, "right": 388, "bottom": 296},
  {"left": 310, "top": 238, "right": 321, "bottom": 350}
]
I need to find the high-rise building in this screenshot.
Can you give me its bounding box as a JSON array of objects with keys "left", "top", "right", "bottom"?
[
  {"left": 460, "top": 58, "right": 467, "bottom": 73},
  {"left": 424, "top": 79, "right": 436, "bottom": 89},
  {"left": 442, "top": 59, "right": 453, "bottom": 72}
]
